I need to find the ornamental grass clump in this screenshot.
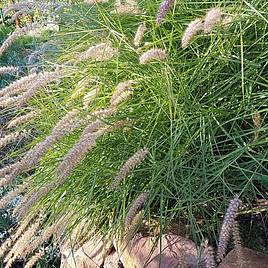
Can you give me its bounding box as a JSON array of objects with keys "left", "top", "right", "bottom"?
[{"left": 0, "top": 0, "right": 267, "bottom": 266}]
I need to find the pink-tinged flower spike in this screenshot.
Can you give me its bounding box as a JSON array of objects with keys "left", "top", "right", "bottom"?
[
  {"left": 216, "top": 196, "right": 242, "bottom": 262},
  {"left": 110, "top": 147, "right": 149, "bottom": 189},
  {"left": 24, "top": 250, "right": 45, "bottom": 268},
  {"left": 0, "top": 66, "right": 18, "bottom": 75},
  {"left": 0, "top": 23, "right": 35, "bottom": 57},
  {"left": 125, "top": 192, "right": 148, "bottom": 228},
  {"left": 139, "top": 48, "right": 167, "bottom": 64},
  {"left": 156, "top": 0, "right": 175, "bottom": 25},
  {"left": 133, "top": 23, "right": 147, "bottom": 47},
  {"left": 7, "top": 111, "right": 39, "bottom": 129},
  {"left": 204, "top": 8, "right": 222, "bottom": 33},
  {"left": 181, "top": 18, "right": 203, "bottom": 48}
]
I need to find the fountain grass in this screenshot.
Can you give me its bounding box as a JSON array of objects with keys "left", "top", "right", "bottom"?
[{"left": 0, "top": 0, "right": 268, "bottom": 260}]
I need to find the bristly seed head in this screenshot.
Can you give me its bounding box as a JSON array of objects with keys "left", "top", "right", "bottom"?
[
  {"left": 204, "top": 8, "right": 222, "bottom": 33},
  {"left": 0, "top": 66, "right": 18, "bottom": 75},
  {"left": 139, "top": 48, "right": 167, "bottom": 64},
  {"left": 156, "top": 0, "right": 175, "bottom": 25},
  {"left": 125, "top": 192, "right": 148, "bottom": 228},
  {"left": 7, "top": 111, "right": 39, "bottom": 129},
  {"left": 216, "top": 196, "right": 242, "bottom": 262},
  {"left": 111, "top": 147, "right": 149, "bottom": 189},
  {"left": 133, "top": 23, "right": 147, "bottom": 47},
  {"left": 77, "top": 42, "right": 117, "bottom": 62},
  {"left": 181, "top": 18, "right": 204, "bottom": 48},
  {"left": 24, "top": 250, "right": 45, "bottom": 268}
]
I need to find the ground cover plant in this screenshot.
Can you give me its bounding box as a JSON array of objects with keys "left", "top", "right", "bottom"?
[{"left": 0, "top": 0, "right": 267, "bottom": 267}]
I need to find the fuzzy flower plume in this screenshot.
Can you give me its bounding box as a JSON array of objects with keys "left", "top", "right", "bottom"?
[
  {"left": 201, "top": 239, "right": 216, "bottom": 268},
  {"left": 3, "top": 2, "right": 34, "bottom": 17},
  {"left": 204, "top": 8, "right": 222, "bottom": 33},
  {"left": 15, "top": 186, "right": 52, "bottom": 220},
  {"left": 156, "top": 0, "right": 175, "bottom": 25},
  {"left": 0, "top": 96, "right": 20, "bottom": 108},
  {"left": 71, "top": 76, "right": 99, "bottom": 99},
  {"left": 222, "top": 16, "right": 234, "bottom": 27},
  {"left": 139, "top": 48, "right": 167, "bottom": 64},
  {"left": 111, "top": 147, "right": 149, "bottom": 189},
  {"left": 21, "top": 218, "right": 65, "bottom": 258},
  {"left": 0, "top": 72, "right": 39, "bottom": 98},
  {"left": 11, "top": 8, "right": 32, "bottom": 22},
  {"left": 24, "top": 250, "right": 45, "bottom": 268},
  {"left": 77, "top": 42, "right": 117, "bottom": 62},
  {"left": 91, "top": 108, "right": 116, "bottom": 118},
  {"left": 0, "top": 109, "right": 82, "bottom": 187},
  {"left": 0, "top": 181, "right": 28, "bottom": 210},
  {"left": 0, "top": 237, "right": 12, "bottom": 259},
  {"left": 110, "top": 80, "right": 136, "bottom": 107},
  {"left": 4, "top": 217, "right": 42, "bottom": 267},
  {"left": 125, "top": 192, "right": 148, "bottom": 227},
  {"left": 0, "top": 70, "right": 63, "bottom": 108},
  {"left": 0, "top": 130, "right": 31, "bottom": 150},
  {"left": 27, "top": 21, "right": 60, "bottom": 38},
  {"left": 216, "top": 196, "right": 242, "bottom": 262},
  {"left": 112, "top": 0, "right": 142, "bottom": 14},
  {"left": 17, "top": 70, "right": 64, "bottom": 107},
  {"left": 7, "top": 111, "right": 39, "bottom": 129},
  {"left": 20, "top": 224, "right": 57, "bottom": 258},
  {"left": 11, "top": 8, "right": 32, "bottom": 23},
  {"left": 0, "top": 66, "right": 18, "bottom": 75},
  {"left": 181, "top": 18, "right": 203, "bottom": 48},
  {"left": 133, "top": 23, "right": 147, "bottom": 47},
  {"left": 0, "top": 163, "right": 16, "bottom": 177},
  {"left": 0, "top": 24, "right": 35, "bottom": 57},
  {"left": 55, "top": 120, "right": 125, "bottom": 183},
  {"left": 0, "top": 213, "right": 36, "bottom": 258}
]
